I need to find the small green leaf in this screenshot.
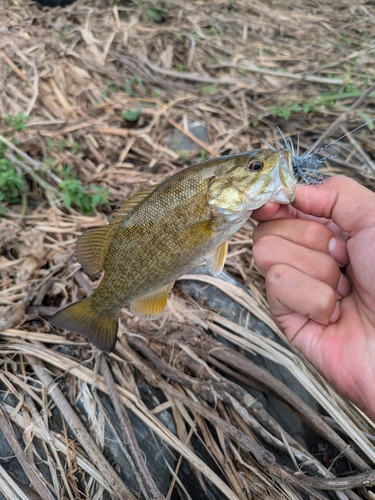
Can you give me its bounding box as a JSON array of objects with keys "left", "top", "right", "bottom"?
[
  {"left": 201, "top": 85, "right": 216, "bottom": 94},
  {"left": 199, "top": 149, "right": 207, "bottom": 161},
  {"left": 63, "top": 191, "right": 72, "bottom": 208},
  {"left": 91, "top": 194, "right": 102, "bottom": 207},
  {"left": 121, "top": 108, "right": 142, "bottom": 122},
  {"left": 5, "top": 112, "right": 30, "bottom": 131},
  {"left": 357, "top": 112, "right": 375, "bottom": 131},
  {"left": 146, "top": 7, "right": 164, "bottom": 22}
]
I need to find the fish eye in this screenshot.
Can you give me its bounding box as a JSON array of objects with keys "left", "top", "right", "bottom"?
[{"left": 247, "top": 160, "right": 264, "bottom": 171}]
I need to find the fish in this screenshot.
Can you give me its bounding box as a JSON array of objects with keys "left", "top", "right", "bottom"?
[{"left": 50, "top": 148, "right": 297, "bottom": 352}]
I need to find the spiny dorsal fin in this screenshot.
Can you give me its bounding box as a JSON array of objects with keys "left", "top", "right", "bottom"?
[
  {"left": 206, "top": 241, "right": 228, "bottom": 277},
  {"left": 130, "top": 282, "right": 175, "bottom": 320},
  {"left": 75, "top": 185, "right": 159, "bottom": 275},
  {"left": 109, "top": 184, "right": 159, "bottom": 228}
]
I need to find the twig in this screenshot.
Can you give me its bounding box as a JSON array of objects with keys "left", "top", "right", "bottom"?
[
  {"left": 0, "top": 464, "right": 31, "bottom": 500},
  {"left": 138, "top": 57, "right": 257, "bottom": 87},
  {"left": 168, "top": 118, "right": 218, "bottom": 157},
  {"left": 207, "top": 62, "right": 344, "bottom": 85},
  {"left": 122, "top": 349, "right": 327, "bottom": 500},
  {"left": 0, "top": 405, "right": 56, "bottom": 500},
  {"left": 100, "top": 354, "right": 166, "bottom": 500},
  {"left": 26, "top": 355, "right": 137, "bottom": 500},
  {"left": 123, "top": 338, "right": 344, "bottom": 498},
  {"left": 208, "top": 346, "right": 371, "bottom": 472}
]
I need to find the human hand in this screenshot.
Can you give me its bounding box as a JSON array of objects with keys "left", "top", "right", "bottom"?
[{"left": 252, "top": 176, "right": 375, "bottom": 420}]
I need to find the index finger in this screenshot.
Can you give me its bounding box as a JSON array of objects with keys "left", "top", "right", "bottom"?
[{"left": 293, "top": 176, "right": 375, "bottom": 236}]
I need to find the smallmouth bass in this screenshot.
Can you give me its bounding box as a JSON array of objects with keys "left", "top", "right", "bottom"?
[{"left": 51, "top": 148, "right": 297, "bottom": 351}]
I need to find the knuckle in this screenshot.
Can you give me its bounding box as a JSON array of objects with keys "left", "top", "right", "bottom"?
[
  {"left": 317, "top": 286, "right": 336, "bottom": 315},
  {"left": 253, "top": 235, "right": 283, "bottom": 271},
  {"left": 300, "top": 221, "right": 331, "bottom": 249},
  {"left": 265, "top": 263, "right": 288, "bottom": 286},
  {"left": 317, "top": 254, "right": 340, "bottom": 285}
]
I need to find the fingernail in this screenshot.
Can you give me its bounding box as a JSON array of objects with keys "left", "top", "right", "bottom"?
[
  {"left": 328, "top": 237, "right": 349, "bottom": 266},
  {"left": 329, "top": 301, "right": 340, "bottom": 323},
  {"left": 336, "top": 273, "right": 351, "bottom": 297}
]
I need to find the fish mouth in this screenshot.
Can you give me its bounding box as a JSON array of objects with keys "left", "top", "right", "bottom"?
[{"left": 268, "top": 151, "right": 297, "bottom": 204}]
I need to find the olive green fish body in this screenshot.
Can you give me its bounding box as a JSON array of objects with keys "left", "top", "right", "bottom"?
[{"left": 51, "top": 149, "right": 297, "bottom": 351}]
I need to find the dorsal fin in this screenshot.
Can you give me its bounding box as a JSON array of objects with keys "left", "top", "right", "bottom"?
[
  {"left": 75, "top": 184, "right": 159, "bottom": 275},
  {"left": 109, "top": 184, "right": 159, "bottom": 228}
]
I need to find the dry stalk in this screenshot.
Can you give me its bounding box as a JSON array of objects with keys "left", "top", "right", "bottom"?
[
  {"left": 26, "top": 355, "right": 137, "bottom": 500},
  {"left": 100, "top": 354, "right": 165, "bottom": 500},
  {"left": 0, "top": 405, "right": 55, "bottom": 500}
]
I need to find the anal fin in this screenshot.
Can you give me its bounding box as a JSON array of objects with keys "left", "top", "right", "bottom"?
[
  {"left": 130, "top": 282, "right": 175, "bottom": 320},
  {"left": 206, "top": 241, "right": 228, "bottom": 277}
]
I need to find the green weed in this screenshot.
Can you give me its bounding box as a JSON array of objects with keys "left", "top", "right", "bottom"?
[
  {"left": 201, "top": 85, "right": 216, "bottom": 94},
  {"left": 0, "top": 146, "right": 25, "bottom": 213},
  {"left": 270, "top": 88, "right": 375, "bottom": 120},
  {"left": 146, "top": 7, "right": 164, "bottom": 22},
  {"left": 57, "top": 166, "right": 108, "bottom": 214},
  {"left": 46, "top": 138, "right": 67, "bottom": 151},
  {"left": 5, "top": 112, "right": 30, "bottom": 131},
  {"left": 199, "top": 149, "right": 207, "bottom": 161},
  {"left": 121, "top": 108, "right": 142, "bottom": 122}
]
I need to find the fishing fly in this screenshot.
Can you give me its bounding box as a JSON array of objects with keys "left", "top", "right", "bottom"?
[{"left": 262, "top": 118, "right": 375, "bottom": 185}]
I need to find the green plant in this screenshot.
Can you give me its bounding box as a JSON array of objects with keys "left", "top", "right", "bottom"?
[
  {"left": 5, "top": 112, "right": 30, "bottom": 131},
  {"left": 201, "top": 85, "right": 216, "bottom": 94},
  {"left": 0, "top": 148, "right": 25, "bottom": 212},
  {"left": 58, "top": 28, "right": 70, "bottom": 38},
  {"left": 56, "top": 165, "right": 108, "bottom": 213},
  {"left": 121, "top": 108, "right": 142, "bottom": 122},
  {"left": 46, "top": 138, "right": 67, "bottom": 151},
  {"left": 146, "top": 7, "right": 164, "bottom": 22},
  {"left": 58, "top": 178, "right": 108, "bottom": 214},
  {"left": 269, "top": 102, "right": 304, "bottom": 120},
  {"left": 123, "top": 77, "right": 146, "bottom": 97},
  {"left": 178, "top": 151, "right": 189, "bottom": 162},
  {"left": 199, "top": 149, "right": 207, "bottom": 161}
]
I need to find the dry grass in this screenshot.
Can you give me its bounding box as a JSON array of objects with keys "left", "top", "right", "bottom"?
[{"left": 1, "top": 0, "right": 375, "bottom": 498}]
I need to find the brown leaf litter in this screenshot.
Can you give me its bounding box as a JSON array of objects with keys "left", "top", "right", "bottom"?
[{"left": 1, "top": 0, "right": 375, "bottom": 499}]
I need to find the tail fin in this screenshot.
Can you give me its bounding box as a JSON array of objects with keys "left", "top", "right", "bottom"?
[{"left": 50, "top": 297, "right": 118, "bottom": 352}]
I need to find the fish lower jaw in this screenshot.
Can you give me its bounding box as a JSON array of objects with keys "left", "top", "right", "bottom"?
[{"left": 268, "top": 186, "right": 296, "bottom": 204}]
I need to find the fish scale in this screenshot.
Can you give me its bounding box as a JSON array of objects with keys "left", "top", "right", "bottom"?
[{"left": 51, "top": 148, "right": 297, "bottom": 351}]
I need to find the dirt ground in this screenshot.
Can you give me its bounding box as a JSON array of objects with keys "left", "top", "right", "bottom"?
[{"left": 0, "top": 0, "right": 375, "bottom": 499}]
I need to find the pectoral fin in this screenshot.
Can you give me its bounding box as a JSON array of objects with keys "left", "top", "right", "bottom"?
[
  {"left": 206, "top": 241, "right": 228, "bottom": 277},
  {"left": 130, "top": 282, "right": 175, "bottom": 319}
]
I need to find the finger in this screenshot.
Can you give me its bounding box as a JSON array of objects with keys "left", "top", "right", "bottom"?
[
  {"left": 253, "top": 235, "right": 351, "bottom": 296},
  {"left": 253, "top": 219, "right": 349, "bottom": 266},
  {"left": 293, "top": 176, "right": 375, "bottom": 236},
  {"left": 252, "top": 197, "right": 349, "bottom": 240},
  {"left": 252, "top": 202, "right": 294, "bottom": 221},
  {"left": 265, "top": 264, "right": 339, "bottom": 327}
]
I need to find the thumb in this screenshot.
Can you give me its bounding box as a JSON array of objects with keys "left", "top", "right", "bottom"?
[{"left": 294, "top": 176, "right": 375, "bottom": 236}]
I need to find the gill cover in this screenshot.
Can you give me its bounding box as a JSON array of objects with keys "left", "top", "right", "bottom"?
[{"left": 208, "top": 149, "right": 296, "bottom": 214}]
